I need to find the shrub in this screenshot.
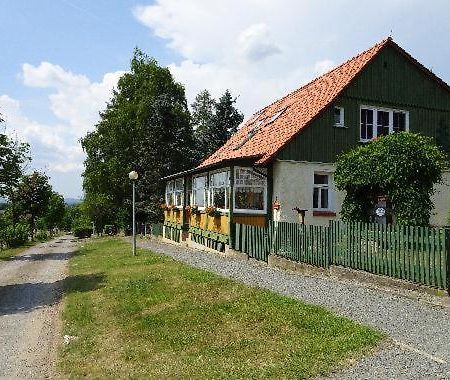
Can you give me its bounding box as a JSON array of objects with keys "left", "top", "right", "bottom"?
[
  {"left": 335, "top": 132, "right": 447, "bottom": 225},
  {"left": 36, "top": 230, "right": 48, "bottom": 241},
  {"left": 72, "top": 215, "right": 93, "bottom": 239},
  {"left": 73, "top": 226, "right": 92, "bottom": 239},
  {"left": 0, "top": 223, "right": 29, "bottom": 248},
  {"left": 104, "top": 224, "right": 117, "bottom": 236}
]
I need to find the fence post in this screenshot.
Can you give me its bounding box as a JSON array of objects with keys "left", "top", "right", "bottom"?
[{"left": 446, "top": 229, "right": 450, "bottom": 296}]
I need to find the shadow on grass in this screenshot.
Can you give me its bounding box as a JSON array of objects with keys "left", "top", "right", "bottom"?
[{"left": 0, "top": 273, "right": 105, "bottom": 316}]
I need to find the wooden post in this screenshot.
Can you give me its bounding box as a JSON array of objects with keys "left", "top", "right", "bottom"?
[
  {"left": 446, "top": 229, "right": 450, "bottom": 296},
  {"left": 229, "top": 165, "right": 235, "bottom": 249}
]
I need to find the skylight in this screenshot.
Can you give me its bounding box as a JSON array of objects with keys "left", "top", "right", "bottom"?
[{"left": 232, "top": 107, "right": 288, "bottom": 151}]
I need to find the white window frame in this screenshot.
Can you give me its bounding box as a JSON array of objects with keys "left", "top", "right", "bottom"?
[
  {"left": 165, "top": 179, "right": 184, "bottom": 207},
  {"left": 334, "top": 106, "right": 345, "bottom": 127},
  {"left": 208, "top": 169, "right": 230, "bottom": 212},
  {"left": 312, "top": 172, "right": 334, "bottom": 212},
  {"left": 192, "top": 174, "right": 207, "bottom": 209},
  {"left": 174, "top": 178, "right": 184, "bottom": 207},
  {"left": 360, "top": 105, "right": 409, "bottom": 142},
  {"left": 233, "top": 166, "right": 267, "bottom": 214},
  {"left": 165, "top": 180, "right": 174, "bottom": 205}
]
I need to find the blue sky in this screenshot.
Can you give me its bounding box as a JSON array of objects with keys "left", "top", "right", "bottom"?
[{"left": 1, "top": 0, "right": 450, "bottom": 198}]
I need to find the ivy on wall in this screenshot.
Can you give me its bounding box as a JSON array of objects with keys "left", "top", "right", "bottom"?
[{"left": 334, "top": 132, "right": 447, "bottom": 226}]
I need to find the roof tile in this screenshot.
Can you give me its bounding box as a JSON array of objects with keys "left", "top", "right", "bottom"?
[{"left": 198, "top": 38, "right": 390, "bottom": 169}]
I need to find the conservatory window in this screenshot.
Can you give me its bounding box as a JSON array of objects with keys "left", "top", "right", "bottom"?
[
  {"left": 360, "top": 106, "right": 409, "bottom": 142},
  {"left": 165, "top": 180, "right": 174, "bottom": 205},
  {"left": 192, "top": 175, "right": 207, "bottom": 207},
  {"left": 174, "top": 178, "right": 184, "bottom": 207},
  {"left": 234, "top": 167, "right": 267, "bottom": 213},
  {"left": 209, "top": 170, "right": 230, "bottom": 210}
]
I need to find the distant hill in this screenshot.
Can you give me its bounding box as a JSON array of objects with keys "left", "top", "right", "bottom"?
[{"left": 65, "top": 197, "right": 82, "bottom": 205}]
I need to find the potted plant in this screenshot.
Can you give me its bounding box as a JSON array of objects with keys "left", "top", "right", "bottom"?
[{"left": 205, "top": 206, "right": 221, "bottom": 218}]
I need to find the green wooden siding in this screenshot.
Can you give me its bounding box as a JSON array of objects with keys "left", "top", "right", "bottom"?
[{"left": 278, "top": 45, "right": 450, "bottom": 162}]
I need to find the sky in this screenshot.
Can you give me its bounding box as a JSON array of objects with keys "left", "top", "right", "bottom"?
[{"left": 1, "top": 0, "right": 450, "bottom": 199}]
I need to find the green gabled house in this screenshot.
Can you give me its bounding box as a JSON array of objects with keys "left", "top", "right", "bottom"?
[{"left": 161, "top": 37, "right": 450, "bottom": 251}]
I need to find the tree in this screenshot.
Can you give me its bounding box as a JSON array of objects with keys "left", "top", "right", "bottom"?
[
  {"left": 334, "top": 132, "right": 447, "bottom": 225},
  {"left": 192, "top": 89, "right": 244, "bottom": 162},
  {"left": 42, "top": 192, "right": 66, "bottom": 234},
  {"left": 14, "top": 171, "right": 53, "bottom": 238},
  {"left": 80, "top": 194, "right": 114, "bottom": 234},
  {"left": 0, "top": 133, "right": 30, "bottom": 198},
  {"left": 81, "top": 48, "right": 195, "bottom": 223}
]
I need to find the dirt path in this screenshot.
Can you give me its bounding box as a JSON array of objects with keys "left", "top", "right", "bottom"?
[{"left": 0, "top": 236, "right": 77, "bottom": 379}]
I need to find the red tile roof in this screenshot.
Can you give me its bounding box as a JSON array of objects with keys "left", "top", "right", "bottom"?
[{"left": 197, "top": 37, "right": 401, "bottom": 169}]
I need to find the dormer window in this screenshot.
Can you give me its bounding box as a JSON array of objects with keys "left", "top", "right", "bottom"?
[{"left": 334, "top": 107, "right": 345, "bottom": 127}]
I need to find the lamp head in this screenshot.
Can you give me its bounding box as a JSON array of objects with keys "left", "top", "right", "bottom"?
[{"left": 128, "top": 170, "right": 138, "bottom": 180}]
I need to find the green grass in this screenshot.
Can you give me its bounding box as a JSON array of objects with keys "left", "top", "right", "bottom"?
[{"left": 60, "top": 238, "right": 383, "bottom": 379}]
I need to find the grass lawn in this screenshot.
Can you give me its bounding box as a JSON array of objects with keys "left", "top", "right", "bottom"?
[{"left": 60, "top": 238, "right": 383, "bottom": 379}]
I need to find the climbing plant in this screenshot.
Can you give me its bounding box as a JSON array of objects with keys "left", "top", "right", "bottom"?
[{"left": 334, "top": 132, "right": 447, "bottom": 226}]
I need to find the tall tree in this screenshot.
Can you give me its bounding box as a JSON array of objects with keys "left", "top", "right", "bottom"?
[
  {"left": 42, "top": 192, "right": 66, "bottom": 234},
  {"left": 193, "top": 89, "right": 244, "bottom": 162},
  {"left": 191, "top": 90, "right": 216, "bottom": 160},
  {"left": 81, "top": 48, "right": 194, "bottom": 223},
  {"left": 14, "top": 171, "right": 53, "bottom": 238},
  {"left": 0, "top": 133, "right": 30, "bottom": 198}
]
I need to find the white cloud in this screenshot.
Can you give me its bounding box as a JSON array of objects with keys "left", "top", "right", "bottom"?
[
  {"left": 133, "top": 0, "right": 420, "bottom": 116},
  {"left": 21, "top": 62, "right": 124, "bottom": 135},
  {"left": 0, "top": 64, "right": 124, "bottom": 196},
  {"left": 237, "top": 23, "right": 281, "bottom": 62},
  {"left": 133, "top": 0, "right": 340, "bottom": 115}
]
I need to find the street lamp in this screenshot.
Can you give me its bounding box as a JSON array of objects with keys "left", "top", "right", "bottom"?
[{"left": 129, "top": 170, "right": 139, "bottom": 256}]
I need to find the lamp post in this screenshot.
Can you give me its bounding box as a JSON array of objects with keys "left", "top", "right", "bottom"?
[{"left": 129, "top": 170, "right": 139, "bottom": 256}]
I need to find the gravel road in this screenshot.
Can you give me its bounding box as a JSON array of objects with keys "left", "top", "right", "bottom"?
[
  {"left": 138, "top": 238, "right": 450, "bottom": 379},
  {"left": 0, "top": 236, "right": 77, "bottom": 379}
]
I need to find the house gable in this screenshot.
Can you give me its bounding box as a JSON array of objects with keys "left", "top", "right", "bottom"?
[{"left": 277, "top": 44, "right": 450, "bottom": 162}]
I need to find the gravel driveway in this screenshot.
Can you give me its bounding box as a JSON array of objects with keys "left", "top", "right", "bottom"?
[
  {"left": 0, "top": 236, "right": 76, "bottom": 379},
  {"left": 138, "top": 238, "right": 450, "bottom": 379}
]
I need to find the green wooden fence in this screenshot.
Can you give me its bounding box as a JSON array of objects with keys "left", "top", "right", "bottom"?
[
  {"left": 234, "top": 223, "right": 272, "bottom": 261},
  {"left": 233, "top": 221, "right": 449, "bottom": 290},
  {"left": 272, "top": 222, "right": 330, "bottom": 268},
  {"left": 163, "top": 223, "right": 181, "bottom": 243},
  {"left": 330, "top": 221, "right": 448, "bottom": 289},
  {"left": 151, "top": 223, "right": 163, "bottom": 237}
]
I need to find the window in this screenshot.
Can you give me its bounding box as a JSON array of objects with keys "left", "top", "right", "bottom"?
[
  {"left": 174, "top": 178, "right": 184, "bottom": 207},
  {"left": 209, "top": 170, "right": 230, "bottom": 210},
  {"left": 360, "top": 108, "right": 374, "bottom": 141},
  {"left": 192, "top": 175, "right": 207, "bottom": 207},
  {"left": 165, "top": 180, "right": 174, "bottom": 205},
  {"left": 234, "top": 167, "right": 267, "bottom": 213},
  {"left": 165, "top": 179, "right": 184, "bottom": 207},
  {"left": 360, "top": 106, "right": 408, "bottom": 142},
  {"left": 313, "top": 173, "right": 331, "bottom": 210},
  {"left": 334, "top": 107, "right": 345, "bottom": 127}
]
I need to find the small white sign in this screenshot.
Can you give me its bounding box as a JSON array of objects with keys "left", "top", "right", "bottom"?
[{"left": 375, "top": 207, "right": 386, "bottom": 217}]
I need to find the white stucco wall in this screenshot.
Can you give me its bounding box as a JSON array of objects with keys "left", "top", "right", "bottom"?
[
  {"left": 272, "top": 160, "right": 344, "bottom": 226},
  {"left": 272, "top": 161, "right": 450, "bottom": 227},
  {"left": 430, "top": 170, "right": 450, "bottom": 226}
]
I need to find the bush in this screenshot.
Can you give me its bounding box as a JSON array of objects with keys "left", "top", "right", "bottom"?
[
  {"left": 36, "top": 230, "right": 48, "bottom": 241},
  {"left": 0, "top": 223, "right": 29, "bottom": 248},
  {"left": 335, "top": 132, "right": 447, "bottom": 225},
  {"left": 104, "top": 224, "right": 117, "bottom": 236},
  {"left": 73, "top": 226, "right": 92, "bottom": 238}
]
